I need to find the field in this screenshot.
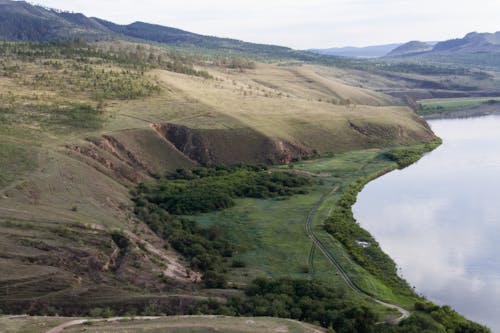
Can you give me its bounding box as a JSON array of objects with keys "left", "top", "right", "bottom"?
[
  {"left": 0, "top": 316, "right": 70, "bottom": 333},
  {"left": 193, "top": 150, "right": 416, "bottom": 308},
  {"left": 418, "top": 97, "right": 500, "bottom": 113}
]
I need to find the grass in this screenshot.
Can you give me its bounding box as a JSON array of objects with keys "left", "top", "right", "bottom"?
[
  {"left": 51, "top": 315, "right": 324, "bottom": 333},
  {"left": 0, "top": 42, "right": 162, "bottom": 102},
  {"left": 0, "top": 141, "right": 37, "bottom": 187},
  {"left": 418, "top": 97, "right": 500, "bottom": 114},
  {"left": 195, "top": 193, "right": 322, "bottom": 280},
  {"left": 191, "top": 150, "right": 418, "bottom": 309},
  {"left": 142, "top": 65, "right": 434, "bottom": 154},
  {"left": 0, "top": 315, "right": 71, "bottom": 333}
]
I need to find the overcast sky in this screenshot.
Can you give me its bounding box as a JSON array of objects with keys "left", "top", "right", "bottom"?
[{"left": 31, "top": 0, "right": 500, "bottom": 49}]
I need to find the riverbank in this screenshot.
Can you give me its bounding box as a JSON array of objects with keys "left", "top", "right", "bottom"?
[
  {"left": 418, "top": 98, "right": 500, "bottom": 120},
  {"left": 187, "top": 143, "right": 489, "bottom": 331},
  {"left": 354, "top": 115, "right": 500, "bottom": 331}
]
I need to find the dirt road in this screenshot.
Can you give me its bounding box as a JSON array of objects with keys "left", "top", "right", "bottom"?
[{"left": 305, "top": 186, "right": 409, "bottom": 323}]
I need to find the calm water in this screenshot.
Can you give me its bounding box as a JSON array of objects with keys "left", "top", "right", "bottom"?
[{"left": 353, "top": 115, "right": 500, "bottom": 332}]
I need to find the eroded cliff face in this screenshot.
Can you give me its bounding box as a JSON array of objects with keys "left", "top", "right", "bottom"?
[
  {"left": 153, "top": 123, "right": 315, "bottom": 165},
  {"left": 67, "top": 117, "right": 436, "bottom": 182}
]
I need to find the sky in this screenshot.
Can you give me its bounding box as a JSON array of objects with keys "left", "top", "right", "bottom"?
[{"left": 31, "top": 0, "right": 500, "bottom": 49}]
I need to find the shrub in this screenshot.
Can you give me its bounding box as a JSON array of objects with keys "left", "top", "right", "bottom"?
[
  {"left": 385, "top": 138, "right": 442, "bottom": 169},
  {"left": 231, "top": 259, "right": 247, "bottom": 268},
  {"left": 137, "top": 165, "right": 311, "bottom": 215}
]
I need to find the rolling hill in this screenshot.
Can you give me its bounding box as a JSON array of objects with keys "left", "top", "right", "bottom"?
[
  {"left": 309, "top": 43, "right": 403, "bottom": 58},
  {"left": 385, "top": 32, "right": 500, "bottom": 58},
  {"left": 432, "top": 31, "right": 500, "bottom": 53},
  {"left": 0, "top": 0, "right": 313, "bottom": 60},
  {"left": 383, "top": 32, "right": 500, "bottom": 69},
  {"left": 386, "top": 41, "right": 434, "bottom": 57},
  {"left": 0, "top": 0, "right": 111, "bottom": 41}
]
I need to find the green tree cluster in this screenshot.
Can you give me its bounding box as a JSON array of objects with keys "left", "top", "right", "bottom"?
[
  {"left": 132, "top": 165, "right": 311, "bottom": 286},
  {"left": 133, "top": 203, "right": 232, "bottom": 287},
  {"left": 196, "top": 278, "right": 379, "bottom": 333},
  {"left": 135, "top": 165, "right": 311, "bottom": 215}
]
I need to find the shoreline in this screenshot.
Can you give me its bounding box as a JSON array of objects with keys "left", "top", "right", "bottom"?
[
  {"left": 350, "top": 131, "right": 496, "bottom": 332},
  {"left": 421, "top": 102, "right": 500, "bottom": 120}
]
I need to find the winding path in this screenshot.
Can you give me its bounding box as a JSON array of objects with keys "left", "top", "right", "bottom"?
[{"left": 305, "top": 186, "right": 410, "bottom": 324}]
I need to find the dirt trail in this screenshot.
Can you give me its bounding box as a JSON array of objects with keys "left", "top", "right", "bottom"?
[
  {"left": 305, "top": 186, "right": 410, "bottom": 324},
  {"left": 45, "top": 316, "right": 160, "bottom": 333},
  {"left": 123, "top": 230, "right": 202, "bottom": 282}
]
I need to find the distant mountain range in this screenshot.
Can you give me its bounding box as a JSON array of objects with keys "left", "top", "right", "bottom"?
[
  {"left": 312, "top": 32, "right": 500, "bottom": 59},
  {"left": 385, "top": 32, "right": 500, "bottom": 58},
  {"left": 308, "top": 44, "right": 403, "bottom": 58},
  {"left": 386, "top": 41, "right": 434, "bottom": 57},
  {"left": 0, "top": 0, "right": 499, "bottom": 66}
]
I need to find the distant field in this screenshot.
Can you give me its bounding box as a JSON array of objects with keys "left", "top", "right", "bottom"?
[{"left": 418, "top": 97, "right": 500, "bottom": 114}]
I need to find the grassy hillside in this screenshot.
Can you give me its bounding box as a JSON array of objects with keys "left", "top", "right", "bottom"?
[
  {"left": 2, "top": 0, "right": 500, "bottom": 107},
  {"left": 0, "top": 39, "right": 491, "bottom": 332},
  {"left": 0, "top": 40, "right": 431, "bottom": 309},
  {"left": 0, "top": 39, "right": 449, "bottom": 324}
]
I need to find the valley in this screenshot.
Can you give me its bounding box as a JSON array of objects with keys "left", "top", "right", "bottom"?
[
  {"left": 0, "top": 41, "right": 434, "bottom": 327},
  {"left": 0, "top": 1, "right": 498, "bottom": 332}
]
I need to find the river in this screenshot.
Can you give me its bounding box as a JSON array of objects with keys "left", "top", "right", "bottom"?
[{"left": 353, "top": 115, "right": 500, "bottom": 332}]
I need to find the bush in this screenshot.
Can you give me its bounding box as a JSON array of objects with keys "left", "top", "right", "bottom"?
[
  {"left": 231, "top": 259, "right": 247, "bottom": 268},
  {"left": 196, "top": 277, "right": 379, "bottom": 331},
  {"left": 203, "top": 270, "right": 227, "bottom": 288},
  {"left": 133, "top": 204, "right": 233, "bottom": 282},
  {"left": 89, "top": 307, "right": 103, "bottom": 317},
  {"left": 136, "top": 165, "right": 311, "bottom": 215},
  {"left": 385, "top": 138, "right": 442, "bottom": 169}
]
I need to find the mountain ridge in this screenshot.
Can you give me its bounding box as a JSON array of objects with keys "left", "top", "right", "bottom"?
[
  {"left": 386, "top": 41, "right": 434, "bottom": 57},
  {"left": 384, "top": 31, "right": 500, "bottom": 58},
  {"left": 432, "top": 31, "right": 500, "bottom": 53},
  {"left": 0, "top": 0, "right": 309, "bottom": 59},
  {"left": 309, "top": 43, "right": 403, "bottom": 58},
  {"left": 2, "top": 0, "right": 499, "bottom": 63}
]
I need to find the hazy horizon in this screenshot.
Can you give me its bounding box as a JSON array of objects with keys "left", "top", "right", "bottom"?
[{"left": 27, "top": 0, "right": 500, "bottom": 49}]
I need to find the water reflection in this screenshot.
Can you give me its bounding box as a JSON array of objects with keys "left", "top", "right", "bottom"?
[{"left": 353, "top": 115, "right": 500, "bottom": 332}]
